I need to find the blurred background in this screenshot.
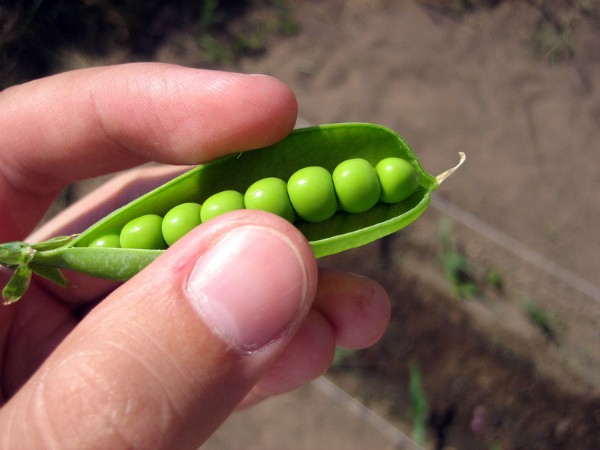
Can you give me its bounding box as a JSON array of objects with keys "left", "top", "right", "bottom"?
[{"left": 2, "top": 1, "right": 600, "bottom": 448}]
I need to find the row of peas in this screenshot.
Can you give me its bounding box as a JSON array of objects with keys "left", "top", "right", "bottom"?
[{"left": 89, "top": 157, "right": 419, "bottom": 250}]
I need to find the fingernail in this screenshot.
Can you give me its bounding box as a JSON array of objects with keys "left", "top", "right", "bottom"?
[{"left": 186, "top": 226, "right": 309, "bottom": 353}]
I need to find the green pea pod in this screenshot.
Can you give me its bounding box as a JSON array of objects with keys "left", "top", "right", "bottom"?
[{"left": 0, "top": 123, "right": 464, "bottom": 303}]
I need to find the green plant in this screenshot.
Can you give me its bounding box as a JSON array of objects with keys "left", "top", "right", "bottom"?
[
  {"left": 523, "top": 300, "right": 558, "bottom": 343},
  {"left": 194, "top": 0, "right": 300, "bottom": 65},
  {"left": 486, "top": 267, "right": 504, "bottom": 293},
  {"left": 408, "top": 362, "right": 429, "bottom": 446},
  {"left": 533, "top": 21, "right": 575, "bottom": 65},
  {"left": 528, "top": 0, "right": 590, "bottom": 66},
  {"left": 198, "top": 33, "right": 236, "bottom": 65},
  {"left": 0, "top": 123, "right": 464, "bottom": 303},
  {"left": 197, "top": 0, "right": 225, "bottom": 34},
  {"left": 1, "top": 1, "right": 298, "bottom": 88},
  {"left": 1, "top": 0, "right": 194, "bottom": 87},
  {"left": 273, "top": 0, "right": 299, "bottom": 36},
  {"left": 439, "top": 219, "right": 477, "bottom": 298},
  {"left": 331, "top": 347, "right": 355, "bottom": 368},
  {"left": 545, "top": 225, "right": 558, "bottom": 242}
]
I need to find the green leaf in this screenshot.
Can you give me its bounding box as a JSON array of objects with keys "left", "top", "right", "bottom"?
[
  {"left": 408, "top": 362, "right": 429, "bottom": 445},
  {"left": 31, "top": 235, "right": 77, "bottom": 251},
  {"left": 2, "top": 264, "right": 32, "bottom": 304},
  {"left": 30, "top": 264, "right": 70, "bottom": 287}
]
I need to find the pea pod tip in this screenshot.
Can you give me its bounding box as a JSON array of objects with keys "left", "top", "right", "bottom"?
[{"left": 435, "top": 152, "right": 466, "bottom": 186}]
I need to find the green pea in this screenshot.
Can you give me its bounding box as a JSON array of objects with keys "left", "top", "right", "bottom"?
[
  {"left": 287, "top": 166, "right": 338, "bottom": 222},
  {"left": 375, "top": 157, "right": 420, "bottom": 203},
  {"left": 162, "top": 202, "right": 202, "bottom": 246},
  {"left": 332, "top": 158, "right": 381, "bottom": 213},
  {"left": 89, "top": 232, "right": 121, "bottom": 248},
  {"left": 244, "top": 177, "right": 296, "bottom": 222},
  {"left": 200, "top": 190, "right": 245, "bottom": 223},
  {"left": 120, "top": 214, "right": 167, "bottom": 249}
]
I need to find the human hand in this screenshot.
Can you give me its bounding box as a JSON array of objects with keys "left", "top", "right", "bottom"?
[{"left": 0, "top": 63, "right": 391, "bottom": 448}]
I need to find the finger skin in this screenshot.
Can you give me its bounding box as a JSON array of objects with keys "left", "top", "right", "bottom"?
[
  {"left": 2, "top": 256, "right": 392, "bottom": 410},
  {"left": 238, "top": 308, "right": 336, "bottom": 409},
  {"left": 313, "top": 269, "right": 391, "bottom": 349},
  {"left": 0, "top": 211, "right": 318, "bottom": 449},
  {"left": 0, "top": 63, "right": 297, "bottom": 240},
  {"left": 238, "top": 270, "right": 391, "bottom": 408}
]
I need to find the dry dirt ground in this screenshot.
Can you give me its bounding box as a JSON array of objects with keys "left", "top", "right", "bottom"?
[
  {"left": 231, "top": 1, "right": 600, "bottom": 448},
  {"left": 44, "top": 0, "right": 600, "bottom": 448}
]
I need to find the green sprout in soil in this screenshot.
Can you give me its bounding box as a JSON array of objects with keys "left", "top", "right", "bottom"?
[
  {"left": 195, "top": 0, "right": 299, "bottom": 65},
  {"left": 523, "top": 300, "right": 558, "bottom": 344},
  {"left": 529, "top": 1, "right": 583, "bottom": 65},
  {"left": 408, "top": 362, "right": 429, "bottom": 446},
  {"left": 331, "top": 347, "right": 356, "bottom": 368},
  {"left": 486, "top": 267, "right": 504, "bottom": 294},
  {"left": 439, "top": 218, "right": 478, "bottom": 298},
  {"left": 533, "top": 22, "right": 575, "bottom": 65}
]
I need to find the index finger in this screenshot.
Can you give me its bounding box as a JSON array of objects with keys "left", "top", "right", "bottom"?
[{"left": 0, "top": 63, "right": 297, "bottom": 240}]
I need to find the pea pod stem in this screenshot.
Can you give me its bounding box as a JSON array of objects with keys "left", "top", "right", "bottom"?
[{"left": 31, "top": 245, "right": 163, "bottom": 281}]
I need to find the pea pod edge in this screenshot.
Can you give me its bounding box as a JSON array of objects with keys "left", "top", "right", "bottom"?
[{"left": 0, "top": 123, "right": 465, "bottom": 304}]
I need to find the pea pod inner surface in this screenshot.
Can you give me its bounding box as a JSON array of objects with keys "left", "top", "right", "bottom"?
[
  {"left": 0, "top": 123, "right": 464, "bottom": 303},
  {"left": 72, "top": 123, "right": 437, "bottom": 253}
]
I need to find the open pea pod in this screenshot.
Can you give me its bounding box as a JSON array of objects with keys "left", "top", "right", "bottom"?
[{"left": 0, "top": 123, "right": 464, "bottom": 304}]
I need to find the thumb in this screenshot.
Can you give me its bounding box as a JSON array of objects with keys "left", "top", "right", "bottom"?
[{"left": 0, "top": 211, "right": 317, "bottom": 449}]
